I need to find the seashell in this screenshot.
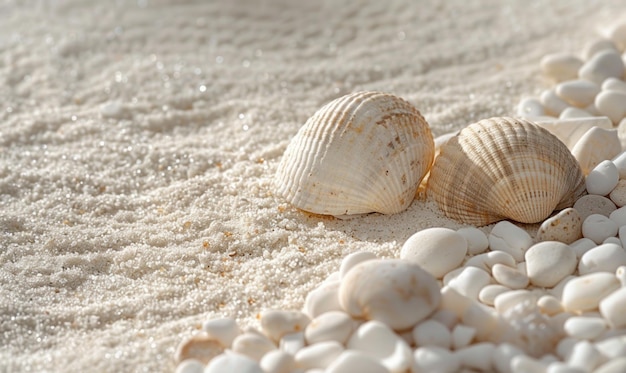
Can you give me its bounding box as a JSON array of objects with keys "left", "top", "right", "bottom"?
[
  {"left": 428, "top": 117, "right": 586, "bottom": 226},
  {"left": 275, "top": 91, "right": 435, "bottom": 216}
]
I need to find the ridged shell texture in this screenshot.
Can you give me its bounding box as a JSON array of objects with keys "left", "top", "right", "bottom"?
[
  {"left": 275, "top": 91, "right": 435, "bottom": 215},
  {"left": 428, "top": 117, "right": 586, "bottom": 226}
]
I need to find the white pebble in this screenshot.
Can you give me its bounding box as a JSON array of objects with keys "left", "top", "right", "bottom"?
[
  {"left": 175, "top": 359, "right": 205, "bottom": 373},
  {"left": 556, "top": 337, "right": 578, "bottom": 360},
  {"left": 602, "top": 77, "right": 626, "bottom": 93},
  {"left": 571, "top": 127, "right": 622, "bottom": 175},
  {"left": 535, "top": 116, "right": 612, "bottom": 150},
  {"left": 175, "top": 334, "right": 223, "bottom": 364},
  {"left": 579, "top": 50, "right": 625, "bottom": 85},
  {"left": 347, "top": 320, "right": 412, "bottom": 373},
  {"left": 304, "top": 311, "right": 353, "bottom": 345},
  {"left": 205, "top": 353, "right": 264, "bottom": 373},
  {"left": 430, "top": 309, "right": 458, "bottom": 330},
  {"left": 492, "top": 343, "right": 525, "bottom": 373},
  {"left": 326, "top": 350, "right": 388, "bottom": 373},
  {"left": 556, "top": 79, "right": 601, "bottom": 107},
  {"left": 611, "top": 207, "right": 626, "bottom": 229},
  {"left": 569, "top": 237, "right": 597, "bottom": 259},
  {"left": 594, "top": 358, "right": 626, "bottom": 373},
  {"left": 260, "top": 310, "right": 310, "bottom": 343},
  {"left": 511, "top": 355, "right": 548, "bottom": 373},
  {"left": 455, "top": 342, "right": 496, "bottom": 372},
  {"left": 303, "top": 280, "right": 341, "bottom": 318},
  {"left": 452, "top": 324, "right": 476, "bottom": 350},
  {"left": 494, "top": 289, "right": 536, "bottom": 314},
  {"left": 582, "top": 214, "right": 619, "bottom": 244},
  {"left": 447, "top": 266, "right": 491, "bottom": 300},
  {"left": 492, "top": 263, "right": 529, "bottom": 289},
  {"left": 294, "top": 341, "right": 344, "bottom": 370},
  {"left": 599, "top": 287, "right": 626, "bottom": 328},
  {"left": 460, "top": 302, "right": 500, "bottom": 342},
  {"left": 596, "top": 90, "right": 626, "bottom": 125},
  {"left": 440, "top": 286, "right": 474, "bottom": 320},
  {"left": 574, "top": 194, "right": 617, "bottom": 220},
  {"left": 489, "top": 221, "right": 533, "bottom": 262},
  {"left": 400, "top": 227, "right": 468, "bottom": 278},
  {"left": 579, "top": 242, "right": 626, "bottom": 274},
  {"left": 612, "top": 151, "right": 626, "bottom": 178},
  {"left": 609, "top": 179, "right": 626, "bottom": 207},
  {"left": 583, "top": 38, "right": 619, "bottom": 60},
  {"left": 567, "top": 340, "right": 603, "bottom": 372},
  {"left": 561, "top": 272, "right": 621, "bottom": 312},
  {"left": 594, "top": 335, "right": 626, "bottom": 360},
  {"left": 279, "top": 332, "right": 304, "bottom": 355},
  {"left": 412, "top": 319, "right": 451, "bottom": 349},
  {"left": 260, "top": 350, "right": 296, "bottom": 373},
  {"left": 525, "top": 241, "right": 577, "bottom": 287},
  {"left": 232, "top": 333, "right": 276, "bottom": 361},
  {"left": 517, "top": 97, "right": 546, "bottom": 117},
  {"left": 546, "top": 362, "right": 586, "bottom": 373},
  {"left": 413, "top": 346, "right": 461, "bottom": 373},
  {"left": 536, "top": 208, "right": 582, "bottom": 244},
  {"left": 586, "top": 160, "right": 620, "bottom": 196},
  {"left": 540, "top": 89, "right": 570, "bottom": 116},
  {"left": 537, "top": 294, "right": 564, "bottom": 316},
  {"left": 465, "top": 251, "right": 516, "bottom": 272},
  {"left": 339, "top": 259, "right": 440, "bottom": 330},
  {"left": 564, "top": 316, "right": 608, "bottom": 340},
  {"left": 541, "top": 53, "right": 583, "bottom": 82},
  {"left": 339, "top": 251, "right": 377, "bottom": 278},
  {"left": 478, "top": 284, "right": 511, "bottom": 306},
  {"left": 203, "top": 318, "right": 241, "bottom": 348},
  {"left": 559, "top": 107, "right": 593, "bottom": 119},
  {"left": 603, "top": 236, "right": 622, "bottom": 245},
  {"left": 456, "top": 227, "right": 489, "bottom": 255}
]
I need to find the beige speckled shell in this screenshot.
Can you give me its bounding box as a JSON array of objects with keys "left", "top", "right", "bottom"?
[
  {"left": 275, "top": 91, "right": 435, "bottom": 215},
  {"left": 428, "top": 117, "right": 586, "bottom": 226}
]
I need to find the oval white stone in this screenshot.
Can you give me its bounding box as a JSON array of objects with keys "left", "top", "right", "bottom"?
[
  {"left": 582, "top": 214, "right": 619, "bottom": 244},
  {"left": 537, "top": 295, "right": 564, "bottom": 316},
  {"left": 541, "top": 53, "right": 583, "bottom": 82},
  {"left": 479, "top": 284, "right": 511, "bottom": 306},
  {"left": 525, "top": 241, "right": 577, "bottom": 287},
  {"left": 586, "top": 160, "right": 620, "bottom": 196},
  {"left": 339, "top": 251, "right": 377, "bottom": 279},
  {"left": 563, "top": 316, "right": 607, "bottom": 340},
  {"left": 559, "top": 107, "right": 593, "bottom": 119},
  {"left": 447, "top": 266, "right": 491, "bottom": 300},
  {"left": 203, "top": 318, "right": 241, "bottom": 348},
  {"left": 400, "top": 227, "right": 468, "bottom": 278},
  {"left": 456, "top": 343, "right": 496, "bottom": 372},
  {"left": 571, "top": 127, "right": 622, "bottom": 175},
  {"left": 556, "top": 79, "right": 601, "bottom": 107},
  {"left": 452, "top": 323, "right": 476, "bottom": 350},
  {"left": 205, "top": 353, "right": 264, "bottom": 373},
  {"left": 583, "top": 38, "right": 619, "bottom": 60},
  {"left": 596, "top": 90, "right": 626, "bottom": 125},
  {"left": 260, "top": 350, "right": 296, "bottom": 373},
  {"left": 304, "top": 311, "right": 353, "bottom": 345},
  {"left": 465, "top": 251, "right": 516, "bottom": 272},
  {"left": 561, "top": 272, "right": 621, "bottom": 312},
  {"left": 579, "top": 242, "right": 626, "bottom": 274},
  {"left": 540, "top": 89, "right": 570, "bottom": 116},
  {"left": 339, "top": 259, "right": 440, "bottom": 330},
  {"left": 492, "top": 263, "right": 529, "bottom": 290},
  {"left": 602, "top": 77, "right": 626, "bottom": 93},
  {"left": 457, "top": 227, "right": 489, "bottom": 255},
  {"left": 260, "top": 310, "right": 310, "bottom": 343},
  {"left": 412, "top": 319, "right": 451, "bottom": 349},
  {"left": 579, "top": 50, "right": 625, "bottom": 85},
  {"left": 294, "top": 341, "right": 344, "bottom": 370},
  {"left": 612, "top": 151, "right": 626, "bottom": 178},
  {"left": 303, "top": 280, "right": 342, "bottom": 318},
  {"left": 413, "top": 346, "right": 461, "bottom": 373},
  {"left": 517, "top": 97, "right": 546, "bottom": 117},
  {"left": 326, "top": 350, "right": 389, "bottom": 373},
  {"left": 489, "top": 221, "right": 533, "bottom": 262},
  {"left": 599, "top": 287, "right": 626, "bottom": 328},
  {"left": 347, "top": 320, "right": 413, "bottom": 373},
  {"left": 232, "top": 332, "right": 276, "bottom": 361}
]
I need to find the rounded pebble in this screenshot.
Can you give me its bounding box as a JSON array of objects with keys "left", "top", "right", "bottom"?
[
  {"left": 609, "top": 179, "right": 626, "bottom": 207},
  {"left": 447, "top": 266, "right": 492, "bottom": 300},
  {"left": 535, "top": 116, "right": 612, "bottom": 150},
  {"left": 478, "top": 284, "right": 511, "bottom": 306},
  {"left": 400, "top": 227, "right": 468, "bottom": 278},
  {"left": 339, "top": 259, "right": 440, "bottom": 330},
  {"left": 493, "top": 343, "right": 525, "bottom": 373},
  {"left": 339, "top": 251, "right": 377, "bottom": 279},
  {"left": 232, "top": 332, "right": 276, "bottom": 361},
  {"left": 537, "top": 295, "right": 564, "bottom": 316},
  {"left": 456, "top": 342, "right": 496, "bottom": 372},
  {"left": 610, "top": 206, "right": 626, "bottom": 227},
  {"left": 203, "top": 318, "right": 241, "bottom": 348},
  {"left": 413, "top": 346, "right": 461, "bottom": 373},
  {"left": 563, "top": 316, "right": 607, "bottom": 340},
  {"left": 260, "top": 310, "right": 310, "bottom": 343},
  {"left": 303, "top": 280, "right": 342, "bottom": 318},
  {"left": 569, "top": 237, "right": 597, "bottom": 259},
  {"left": 525, "top": 241, "right": 577, "bottom": 287},
  {"left": 492, "top": 263, "right": 529, "bottom": 290},
  {"left": 603, "top": 77, "right": 626, "bottom": 93},
  {"left": 582, "top": 214, "right": 619, "bottom": 244},
  {"left": 175, "top": 334, "right": 223, "bottom": 364},
  {"left": 260, "top": 350, "right": 296, "bottom": 373},
  {"left": 540, "top": 53, "right": 583, "bottom": 82},
  {"left": 456, "top": 227, "right": 489, "bottom": 255},
  {"left": 578, "top": 50, "right": 625, "bottom": 85},
  {"left": 279, "top": 332, "right": 304, "bottom": 355},
  {"left": 583, "top": 38, "right": 619, "bottom": 60},
  {"left": 596, "top": 90, "right": 626, "bottom": 125},
  {"left": 574, "top": 194, "right": 617, "bottom": 220},
  {"left": 517, "top": 97, "right": 546, "bottom": 117},
  {"left": 559, "top": 107, "right": 592, "bottom": 119},
  {"left": 412, "top": 319, "right": 451, "bottom": 349},
  {"left": 586, "top": 160, "right": 619, "bottom": 196},
  {"left": 567, "top": 340, "right": 603, "bottom": 372},
  {"left": 612, "top": 151, "right": 626, "bottom": 178},
  {"left": 294, "top": 341, "right": 344, "bottom": 370},
  {"left": 536, "top": 208, "right": 582, "bottom": 244},
  {"left": 599, "top": 287, "right": 626, "bottom": 328},
  {"left": 571, "top": 127, "right": 622, "bottom": 175},
  {"left": 205, "top": 353, "right": 264, "bottom": 373},
  {"left": 579, "top": 242, "right": 626, "bottom": 274},
  {"left": 326, "top": 350, "right": 388, "bottom": 373},
  {"left": 452, "top": 324, "right": 476, "bottom": 350},
  {"left": 556, "top": 79, "right": 600, "bottom": 107},
  {"left": 465, "top": 251, "right": 517, "bottom": 272},
  {"left": 540, "top": 89, "right": 570, "bottom": 116},
  {"left": 304, "top": 311, "right": 353, "bottom": 345},
  {"left": 489, "top": 221, "right": 533, "bottom": 262},
  {"left": 561, "top": 272, "right": 621, "bottom": 312},
  {"left": 347, "top": 320, "right": 413, "bottom": 373}
]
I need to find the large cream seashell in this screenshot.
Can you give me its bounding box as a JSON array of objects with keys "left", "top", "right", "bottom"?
[
  {"left": 275, "top": 91, "right": 435, "bottom": 215},
  {"left": 428, "top": 117, "right": 586, "bottom": 226}
]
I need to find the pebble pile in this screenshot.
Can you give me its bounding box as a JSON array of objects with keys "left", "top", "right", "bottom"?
[{"left": 174, "top": 20, "right": 626, "bottom": 373}]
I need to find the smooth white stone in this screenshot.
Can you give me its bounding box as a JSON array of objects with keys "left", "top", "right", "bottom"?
[
  {"left": 492, "top": 343, "right": 525, "bottom": 373},
  {"left": 260, "top": 310, "right": 310, "bottom": 343},
  {"left": 548, "top": 275, "right": 576, "bottom": 300},
  {"left": 260, "top": 350, "right": 296, "bottom": 373},
  {"left": 489, "top": 221, "right": 533, "bottom": 262},
  {"left": 582, "top": 214, "right": 619, "bottom": 244},
  {"left": 294, "top": 341, "right": 343, "bottom": 370},
  {"left": 571, "top": 127, "right": 622, "bottom": 175},
  {"left": 611, "top": 207, "right": 626, "bottom": 227},
  {"left": 447, "top": 266, "right": 492, "bottom": 300},
  {"left": 205, "top": 353, "right": 264, "bottom": 373},
  {"left": 574, "top": 195, "right": 617, "bottom": 220},
  {"left": 537, "top": 294, "right": 564, "bottom": 316},
  {"left": 457, "top": 227, "right": 489, "bottom": 255},
  {"left": 612, "top": 151, "right": 626, "bottom": 178},
  {"left": 559, "top": 107, "right": 593, "bottom": 119},
  {"left": 517, "top": 97, "right": 546, "bottom": 117},
  {"left": 303, "top": 280, "right": 341, "bottom": 318},
  {"left": 535, "top": 116, "right": 612, "bottom": 150},
  {"left": 401, "top": 227, "right": 468, "bottom": 278},
  {"left": 569, "top": 237, "right": 598, "bottom": 259},
  {"left": 460, "top": 302, "right": 500, "bottom": 342},
  {"left": 325, "top": 350, "right": 388, "bottom": 373},
  {"left": 586, "top": 160, "right": 620, "bottom": 196},
  {"left": 203, "top": 318, "right": 241, "bottom": 348},
  {"left": 609, "top": 179, "right": 626, "bottom": 207},
  {"left": 579, "top": 50, "right": 625, "bottom": 85},
  {"left": 599, "top": 287, "right": 626, "bottom": 328},
  {"left": 594, "top": 358, "right": 626, "bottom": 373},
  {"left": 494, "top": 289, "right": 537, "bottom": 314},
  {"left": 413, "top": 346, "right": 461, "bottom": 373},
  {"left": 540, "top": 89, "right": 570, "bottom": 116},
  {"left": 567, "top": 340, "right": 603, "bottom": 372},
  {"left": 175, "top": 359, "right": 205, "bottom": 373},
  {"left": 564, "top": 316, "right": 607, "bottom": 340},
  {"left": 232, "top": 333, "right": 276, "bottom": 361},
  {"left": 603, "top": 236, "right": 622, "bottom": 246},
  {"left": 556, "top": 338, "right": 580, "bottom": 362},
  {"left": 279, "top": 332, "right": 305, "bottom": 355},
  {"left": 478, "top": 284, "right": 511, "bottom": 306},
  {"left": 536, "top": 208, "right": 582, "bottom": 244},
  {"left": 455, "top": 342, "right": 496, "bottom": 372},
  {"left": 602, "top": 77, "right": 626, "bottom": 93},
  {"left": 562, "top": 272, "right": 621, "bottom": 312},
  {"left": 541, "top": 354, "right": 560, "bottom": 365},
  {"left": 451, "top": 323, "right": 476, "bottom": 350},
  {"left": 525, "top": 241, "right": 577, "bottom": 287},
  {"left": 339, "top": 251, "right": 377, "bottom": 279},
  {"left": 541, "top": 53, "right": 584, "bottom": 82},
  {"left": 339, "top": 259, "right": 440, "bottom": 330},
  {"left": 594, "top": 335, "right": 626, "bottom": 360},
  {"left": 596, "top": 90, "right": 626, "bottom": 125},
  {"left": 546, "top": 362, "right": 586, "bottom": 373},
  {"left": 440, "top": 286, "right": 474, "bottom": 320},
  {"left": 583, "top": 38, "right": 619, "bottom": 60},
  {"left": 579, "top": 242, "right": 626, "bottom": 274},
  {"left": 175, "top": 334, "right": 223, "bottom": 364},
  {"left": 430, "top": 309, "right": 458, "bottom": 330},
  {"left": 442, "top": 267, "right": 464, "bottom": 286},
  {"left": 511, "top": 355, "right": 548, "bottom": 373},
  {"left": 556, "top": 79, "right": 601, "bottom": 107},
  {"left": 617, "top": 265, "right": 626, "bottom": 286},
  {"left": 492, "top": 264, "right": 529, "bottom": 290},
  {"left": 412, "top": 319, "right": 451, "bottom": 349},
  {"left": 464, "top": 251, "right": 516, "bottom": 272},
  {"left": 347, "top": 320, "right": 412, "bottom": 373},
  {"left": 305, "top": 311, "right": 353, "bottom": 345}
]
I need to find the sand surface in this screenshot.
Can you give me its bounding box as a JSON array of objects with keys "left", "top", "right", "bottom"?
[{"left": 1, "top": 1, "right": 624, "bottom": 372}]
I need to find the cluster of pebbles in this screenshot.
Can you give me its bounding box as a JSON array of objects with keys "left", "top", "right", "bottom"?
[{"left": 173, "top": 21, "right": 626, "bottom": 373}]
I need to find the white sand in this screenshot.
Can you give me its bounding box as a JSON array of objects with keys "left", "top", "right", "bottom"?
[{"left": 0, "top": 1, "right": 623, "bottom": 371}]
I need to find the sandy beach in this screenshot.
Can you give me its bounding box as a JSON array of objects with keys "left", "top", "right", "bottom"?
[{"left": 1, "top": 1, "right": 625, "bottom": 372}]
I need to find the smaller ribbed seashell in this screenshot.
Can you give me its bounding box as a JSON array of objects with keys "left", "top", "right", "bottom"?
[
  {"left": 428, "top": 117, "right": 586, "bottom": 226},
  {"left": 275, "top": 91, "right": 435, "bottom": 216}
]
